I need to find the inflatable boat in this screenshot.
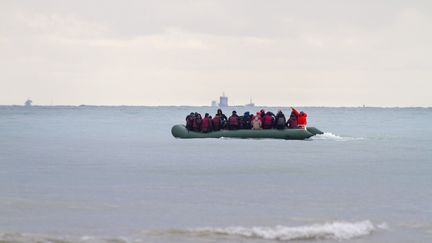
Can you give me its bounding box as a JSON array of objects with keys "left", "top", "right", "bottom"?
[{"left": 171, "top": 125, "right": 323, "bottom": 140}]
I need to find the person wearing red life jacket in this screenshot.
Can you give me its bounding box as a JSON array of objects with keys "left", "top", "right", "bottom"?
[
  {"left": 192, "top": 112, "right": 202, "bottom": 131},
  {"left": 201, "top": 113, "right": 213, "bottom": 133},
  {"left": 262, "top": 112, "right": 275, "bottom": 129},
  {"left": 185, "top": 112, "right": 195, "bottom": 130},
  {"left": 212, "top": 114, "right": 222, "bottom": 131},
  {"left": 291, "top": 107, "right": 307, "bottom": 128},
  {"left": 228, "top": 110, "right": 240, "bottom": 130}
]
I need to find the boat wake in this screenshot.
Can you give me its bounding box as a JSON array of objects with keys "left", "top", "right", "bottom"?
[{"left": 311, "top": 132, "right": 364, "bottom": 141}]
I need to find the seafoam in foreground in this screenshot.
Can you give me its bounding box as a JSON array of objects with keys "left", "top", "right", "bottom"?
[
  {"left": 0, "top": 220, "right": 387, "bottom": 242},
  {"left": 183, "top": 220, "right": 386, "bottom": 241}
]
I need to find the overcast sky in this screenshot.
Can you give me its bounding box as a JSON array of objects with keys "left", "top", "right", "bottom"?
[{"left": 1, "top": 0, "right": 431, "bottom": 106}]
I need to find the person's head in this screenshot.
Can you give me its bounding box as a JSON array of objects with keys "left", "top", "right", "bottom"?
[
  {"left": 217, "top": 109, "right": 222, "bottom": 115},
  {"left": 205, "top": 113, "right": 209, "bottom": 117},
  {"left": 244, "top": 111, "right": 250, "bottom": 117},
  {"left": 260, "top": 109, "right": 265, "bottom": 114},
  {"left": 209, "top": 115, "right": 212, "bottom": 119},
  {"left": 254, "top": 115, "right": 260, "bottom": 120},
  {"left": 277, "top": 110, "right": 282, "bottom": 115},
  {"left": 232, "top": 110, "right": 237, "bottom": 115},
  {"left": 300, "top": 111, "right": 305, "bottom": 116},
  {"left": 190, "top": 112, "right": 194, "bottom": 115}
]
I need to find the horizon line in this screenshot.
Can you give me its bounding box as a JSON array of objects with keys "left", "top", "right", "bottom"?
[{"left": 1, "top": 104, "right": 431, "bottom": 109}]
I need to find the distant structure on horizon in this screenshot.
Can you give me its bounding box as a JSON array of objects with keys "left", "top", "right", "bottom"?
[
  {"left": 219, "top": 93, "right": 228, "bottom": 107},
  {"left": 24, "top": 99, "right": 32, "bottom": 107},
  {"left": 211, "top": 94, "right": 256, "bottom": 107},
  {"left": 245, "top": 98, "right": 255, "bottom": 107}
]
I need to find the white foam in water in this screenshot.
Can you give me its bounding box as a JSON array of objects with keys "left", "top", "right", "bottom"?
[
  {"left": 189, "top": 220, "right": 379, "bottom": 241},
  {"left": 377, "top": 222, "right": 390, "bottom": 230},
  {"left": 312, "top": 132, "right": 364, "bottom": 141},
  {"left": 0, "top": 221, "right": 386, "bottom": 242}
]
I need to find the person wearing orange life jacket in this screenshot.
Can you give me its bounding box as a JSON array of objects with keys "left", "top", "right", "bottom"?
[
  {"left": 201, "top": 113, "right": 213, "bottom": 133},
  {"left": 291, "top": 107, "right": 307, "bottom": 128},
  {"left": 228, "top": 110, "right": 240, "bottom": 130},
  {"left": 262, "top": 111, "right": 275, "bottom": 129}
]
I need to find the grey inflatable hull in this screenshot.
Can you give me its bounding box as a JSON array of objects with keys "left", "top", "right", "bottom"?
[{"left": 171, "top": 125, "right": 323, "bottom": 140}]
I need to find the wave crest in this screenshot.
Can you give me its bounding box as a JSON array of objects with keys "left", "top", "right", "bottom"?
[{"left": 188, "top": 220, "right": 378, "bottom": 241}]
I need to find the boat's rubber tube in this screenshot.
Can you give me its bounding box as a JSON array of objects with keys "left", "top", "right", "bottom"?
[
  {"left": 171, "top": 125, "right": 323, "bottom": 140},
  {"left": 306, "top": 126, "right": 324, "bottom": 135}
]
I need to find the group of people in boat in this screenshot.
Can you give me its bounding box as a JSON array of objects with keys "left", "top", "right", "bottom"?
[{"left": 185, "top": 107, "right": 307, "bottom": 133}]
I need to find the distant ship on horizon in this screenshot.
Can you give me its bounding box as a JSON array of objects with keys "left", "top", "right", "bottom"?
[{"left": 24, "top": 99, "right": 32, "bottom": 107}]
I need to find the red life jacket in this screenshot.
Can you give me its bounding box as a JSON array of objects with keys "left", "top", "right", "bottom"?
[
  {"left": 186, "top": 116, "right": 194, "bottom": 130},
  {"left": 212, "top": 116, "right": 221, "bottom": 130},
  {"left": 193, "top": 116, "right": 202, "bottom": 130},
  {"left": 263, "top": 115, "right": 273, "bottom": 128},
  {"left": 228, "top": 115, "right": 239, "bottom": 126},
  {"left": 298, "top": 113, "right": 307, "bottom": 126},
  {"left": 201, "top": 117, "right": 210, "bottom": 131}
]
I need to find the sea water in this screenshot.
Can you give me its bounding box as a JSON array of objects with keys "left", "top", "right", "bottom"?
[{"left": 0, "top": 106, "right": 431, "bottom": 242}]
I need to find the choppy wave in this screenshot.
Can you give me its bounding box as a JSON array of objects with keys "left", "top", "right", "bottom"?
[
  {"left": 311, "top": 132, "right": 364, "bottom": 141},
  {"left": 0, "top": 221, "right": 386, "bottom": 242},
  {"left": 185, "top": 220, "right": 381, "bottom": 241}
]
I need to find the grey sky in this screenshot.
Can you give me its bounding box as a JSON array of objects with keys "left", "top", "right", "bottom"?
[{"left": 1, "top": 0, "right": 431, "bottom": 106}]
